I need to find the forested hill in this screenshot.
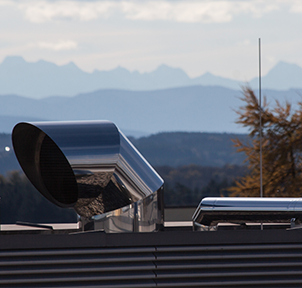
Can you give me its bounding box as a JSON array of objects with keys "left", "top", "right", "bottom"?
[
  {"left": 130, "top": 132, "right": 247, "bottom": 167},
  {"left": 0, "top": 133, "right": 19, "bottom": 175},
  {"left": 0, "top": 132, "right": 248, "bottom": 175}
]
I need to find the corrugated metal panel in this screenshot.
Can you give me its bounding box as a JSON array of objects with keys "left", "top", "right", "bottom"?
[
  {"left": 0, "top": 247, "right": 157, "bottom": 287},
  {"left": 155, "top": 244, "right": 302, "bottom": 287},
  {"left": 1, "top": 243, "right": 302, "bottom": 287}
]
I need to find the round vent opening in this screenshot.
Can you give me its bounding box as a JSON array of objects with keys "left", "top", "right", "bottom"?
[{"left": 39, "top": 134, "right": 78, "bottom": 205}]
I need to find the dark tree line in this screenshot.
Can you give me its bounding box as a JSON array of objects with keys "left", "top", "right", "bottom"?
[
  {"left": 156, "top": 164, "right": 247, "bottom": 206},
  {"left": 0, "top": 164, "right": 247, "bottom": 223},
  {"left": 0, "top": 171, "right": 76, "bottom": 224}
]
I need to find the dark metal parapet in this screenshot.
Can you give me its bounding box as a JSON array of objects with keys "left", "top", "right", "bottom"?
[
  {"left": 12, "top": 121, "right": 164, "bottom": 232},
  {"left": 1, "top": 230, "right": 302, "bottom": 287}
]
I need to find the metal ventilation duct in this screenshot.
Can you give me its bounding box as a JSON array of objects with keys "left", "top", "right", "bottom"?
[
  {"left": 193, "top": 197, "right": 302, "bottom": 227},
  {"left": 12, "top": 121, "right": 164, "bottom": 232}
]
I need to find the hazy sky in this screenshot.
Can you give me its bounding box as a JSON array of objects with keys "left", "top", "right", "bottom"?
[{"left": 1, "top": 0, "right": 301, "bottom": 80}]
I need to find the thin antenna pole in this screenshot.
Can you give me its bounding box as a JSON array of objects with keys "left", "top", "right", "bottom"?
[{"left": 259, "top": 38, "right": 263, "bottom": 198}]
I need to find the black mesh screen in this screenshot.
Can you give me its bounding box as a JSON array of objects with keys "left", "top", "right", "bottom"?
[{"left": 40, "top": 134, "right": 78, "bottom": 205}]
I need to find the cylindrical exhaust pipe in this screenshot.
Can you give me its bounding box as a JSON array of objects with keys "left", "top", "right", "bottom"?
[
  {"left": 193, "top": 197, "right": 302, "bottom": 228},
  {"left": 12, "top": 121, "right": 164, "bottom": 226}
]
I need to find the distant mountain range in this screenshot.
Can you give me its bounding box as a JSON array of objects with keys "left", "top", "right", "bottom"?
[
  {"left": 0, "top": 86, "right": 242, "bottom": 134},
  {"left": 1, "top": 86, "right": 302, "bottom": 135},
  {"left": 1, "top": 56, "right": 302, "bottom": 98}
]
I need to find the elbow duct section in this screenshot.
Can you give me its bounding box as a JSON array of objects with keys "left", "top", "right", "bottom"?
[
  {"left": 193, "top": 197, "right": 302, "bottom": 228},
  {"left": 12, "top": 120, "right": 164, "bottom": 233}
]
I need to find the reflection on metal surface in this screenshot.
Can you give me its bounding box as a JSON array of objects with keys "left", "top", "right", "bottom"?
[
  {"left": 89, "top": 189, "right": 164, "bottom": 233},
  {"left": 12, "top": 120, "right": 164, "bottom": 233},
  {"left": 193, "top": 197, "right": 302, "bottom": 228}
]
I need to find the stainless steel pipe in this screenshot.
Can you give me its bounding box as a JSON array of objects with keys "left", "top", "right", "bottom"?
[
  {"left": 193, "top": 197, "right": 302, "bottom": 227},
  {"left": 12, "top": 121, "right": 164, "bottom": 232}
]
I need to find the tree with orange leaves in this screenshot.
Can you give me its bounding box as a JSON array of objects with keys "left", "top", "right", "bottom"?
[{"left": 229, "top": 86, "right": 302, "bottom": 197}]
